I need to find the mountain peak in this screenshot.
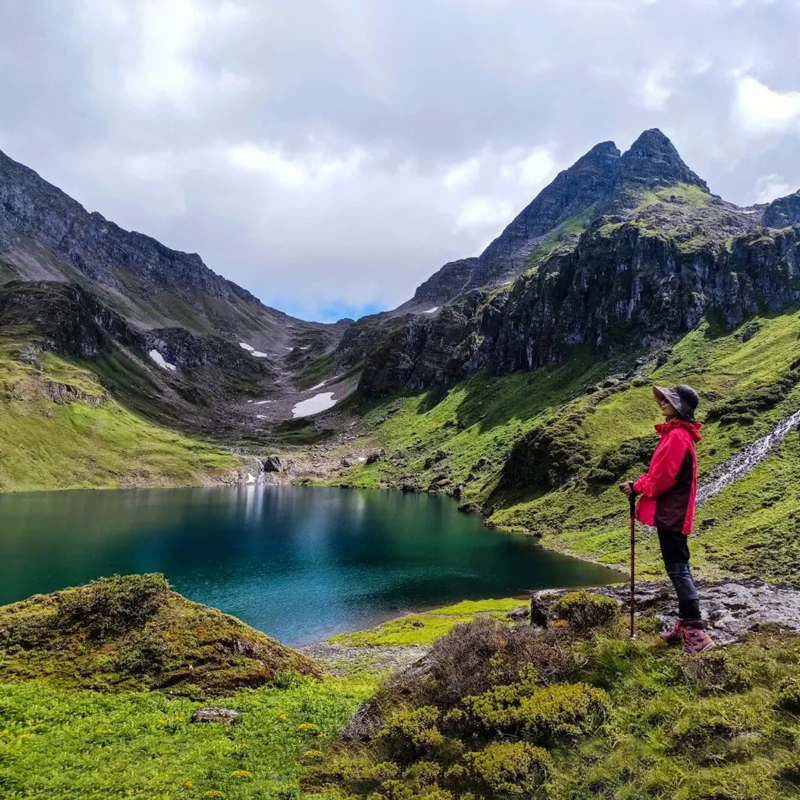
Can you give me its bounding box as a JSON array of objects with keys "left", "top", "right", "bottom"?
[
  {"left": 618, "top": 128, "right": 707, "bottom": 192},
  {"left": 568, "top": 140, "right": 621, "bottom": 171}
]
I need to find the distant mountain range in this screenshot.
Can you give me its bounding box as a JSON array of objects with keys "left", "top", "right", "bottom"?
[{"left": 2, "top": 128, "right": 799, "bottom": 429}]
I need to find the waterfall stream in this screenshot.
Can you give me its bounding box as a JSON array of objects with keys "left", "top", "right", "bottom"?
[{"left": 696, "top": 408, "right": 800, "bottom": 506}]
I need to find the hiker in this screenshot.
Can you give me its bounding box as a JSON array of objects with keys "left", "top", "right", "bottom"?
[{"left": 619, "top": 384, "right": 714, "bottom": 654}]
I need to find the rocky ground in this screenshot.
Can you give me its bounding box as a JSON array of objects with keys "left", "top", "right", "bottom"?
[
  {"left": 304, "top": 578, "right": 800, "bottom": 675},
  {"left": 299, "top": 642, "right": 429, "bottom": 676}
]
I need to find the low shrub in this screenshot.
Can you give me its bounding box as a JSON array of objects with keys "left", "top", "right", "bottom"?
[
  {"left": 463, "top": 742, "right": 550, "bottom": 799},
  {"left": 376, "top": 706, "right": 459, "bottom": 763},
  {"left": 551, "top": 591, "right": 618, "bottom": 633},
  {"left": 465, "top": 671, "right": 609, "bottom": 743},
  {"left": 56, "top": 574, "right": 170, "bottom": 639},
  {"left": 682, "top": 648, "right": 753, "bottom": 695},
  {"left": 387, "top": 617, "right": 576, "bottom": 712},
  {"left": 776, "top": 679, "right": 800, "bottom": 714},
  {"left": 110, "top": 628, "right": 167, "bottom": 676},
  {"left": 306, "top": 756, "right": 400, "bottom": 794}
]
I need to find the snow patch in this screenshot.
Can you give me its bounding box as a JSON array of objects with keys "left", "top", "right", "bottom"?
[
  {"left": 251, "top": 351, "right": 267, "bottom": 358},
  {"left": 254, "top": 400, "right": 272, "bottom": 405},
  {"left": 246, "top": 472, "right": 256, "bottom": 484},
  {"left": 239, "top": 342, "right": 254, "bottom": 351},
  {"left": 292, "top": 392, "right": 337, "bottom": 418},
  {"left": 148, "top": 350, "right": 176, "bottom": 371},
  {"left": 257, "top": 414, "right": 268, "bottom": 419},
  {"left": 423, "top": 306, "right": 439, "bottom": 314},
  {"left": 307, "top": 375, "right": 341, "bottom": 392}
]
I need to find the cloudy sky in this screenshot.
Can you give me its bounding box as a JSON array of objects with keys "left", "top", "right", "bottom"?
[{"left": 2, "top": 0, "right": 800, "bottom": 321}]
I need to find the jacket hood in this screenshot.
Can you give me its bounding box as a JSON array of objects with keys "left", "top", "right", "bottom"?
[{"left": 655, "top": 418, "right": 703, "bottom": 443}]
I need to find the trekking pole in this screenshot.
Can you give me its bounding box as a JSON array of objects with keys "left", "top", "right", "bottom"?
[{"left": 628, "top": 483, "right": 636, "bottom": 638}]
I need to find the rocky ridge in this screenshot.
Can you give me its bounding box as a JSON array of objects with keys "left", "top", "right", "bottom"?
[{"left": 345, "top": 129, "right": 800, "bottom": 398}]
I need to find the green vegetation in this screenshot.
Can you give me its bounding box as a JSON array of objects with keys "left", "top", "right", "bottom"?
[
  {"left": 523, "top": 205, "right": 597, "bottom": 274},
  {"left": 5, "top": 578, "right": 800, "bottom": 799},
  {"left": 0, "top": 574, "right": 319, "bottom": 696},
  {"left": 310, "top": 602, "right": 800, "bottom": 800},
  {"left": 336, "top": 308, "right": 800, "bottom": 581},
  {"left": 551, "top": 591, "right": 618, "bottom": 632},
  {"left": 0, "top": 340, "right": 240, "bottom": 491},
  {"left": 0, "top": 674, "right": 371, "bottom": 800},
  {"left": 0, "top": 574, "right": 373, "bottom": 799},
  {"left": 330, "top": 599, "right": 526, "bottom": 647}
]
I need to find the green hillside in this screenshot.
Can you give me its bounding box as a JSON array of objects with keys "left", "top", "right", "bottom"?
[
  {"left": 333, "top": 308, "right": 800, "bottom": 581},
  {"left": 0, "top": 338, "right": 240, "bottom": 492}
]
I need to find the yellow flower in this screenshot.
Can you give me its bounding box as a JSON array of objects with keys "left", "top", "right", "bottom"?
[
  {"left": 278, "top": 714, "right": 288, "bottom": 721},
  {"left": 18, "top": 733, "right": 31, "bottom": 739},
  {"left": 184, "top": 781, "right": 193, "bottom": 788},
  {"left": 231, "top": 770, "right": 251, "bottom": 777},
  {"left": 204, "top": 792, "right": 225, "bottom": 798},
  {"left": 298, "top": 722, "right": 319, "bottom": 731},
  {"left": 303, "top": 749, "right": 324, "bottom": 760}
]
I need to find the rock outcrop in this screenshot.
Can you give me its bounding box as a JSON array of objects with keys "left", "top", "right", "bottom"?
[{"left": 351, "top": 130, "right": 800, "bottom": 398}]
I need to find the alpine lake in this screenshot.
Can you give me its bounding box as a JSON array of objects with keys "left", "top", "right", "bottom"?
[{"left": 0, "top": 485, "right": 621, "bottom": 646}]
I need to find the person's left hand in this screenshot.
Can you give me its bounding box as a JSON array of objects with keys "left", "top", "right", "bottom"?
[{"left": 619, "top": 482, "right": 634, "bottom": 497}]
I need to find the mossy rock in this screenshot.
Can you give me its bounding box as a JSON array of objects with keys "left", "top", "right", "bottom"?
[
  {"left": 551, "top": 591, "right": 619, "bottom": 632},
  {"left": 0, "top": 573, "right": 320, "bottom": 697}
]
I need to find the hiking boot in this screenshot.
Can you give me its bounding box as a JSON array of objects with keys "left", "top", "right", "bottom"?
[
  {"left": 660, "top": 618, "right": 684, "bottom": 645},
  {"left": 680, "top": 620, "right": 715, "bottom": 656}
]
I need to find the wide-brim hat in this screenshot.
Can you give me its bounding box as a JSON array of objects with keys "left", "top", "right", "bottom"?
[{"left": 653, "top": 384, "right": 699, "bottom": 421}]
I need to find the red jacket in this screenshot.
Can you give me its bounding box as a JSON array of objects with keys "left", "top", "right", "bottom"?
[{"left": 633, "top": 419, "right": 702, "bottom": 535}]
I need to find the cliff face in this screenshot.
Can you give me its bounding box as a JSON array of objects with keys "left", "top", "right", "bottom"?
[
  {"left": 354, "top": 129, "right": 800, "bottom": 398},
  {"left": 0, "top": 148, "right": 342, "bottom": 352}
]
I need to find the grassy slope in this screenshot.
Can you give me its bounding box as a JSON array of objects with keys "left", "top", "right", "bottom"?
[
  {"left": 0, "top": 677, "right": 371, "bottom": 800},
  {"left": 0, "top": 574, "right": 319, "bottom": 696},
  {"left": 0, "top": 574, "right": 373, "bottom": 799},
  {"left": 315, "top": 611, "right": 800, "bottom": 800},
  {"left": 334, "top": 308, "right": 800, "bottom": 582},
  {"left": 0, "top": 340, "right": 240, "bottom": 491},
  {"left": 3, "top": 579, "right": 800, "bottom": 799}
]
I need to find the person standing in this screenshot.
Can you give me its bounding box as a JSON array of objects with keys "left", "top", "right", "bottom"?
[{"left": 620, "top": 384, "right": 714, "bottom": 654}]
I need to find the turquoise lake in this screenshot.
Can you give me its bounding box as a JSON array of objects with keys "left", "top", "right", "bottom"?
[{"left": 0, "top": 485, "right": 622, "bottom": 646}]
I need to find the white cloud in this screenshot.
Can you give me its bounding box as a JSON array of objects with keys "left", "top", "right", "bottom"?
[
  {"left": 456, "top": 197, "right": 515, "bottom": 229},
  {"left": 76, "top": 0, "right": 251, "bottom": 113},
  {"left": 507, "top": 147, "right": 556, "bottom": 188},
  {"left": 755, "top": 173, "right": 793, "bottom": 203},
  {"left": 6, "top": 0, "right": 800, "bottom": 319},
  {"left": 444, "top": 157, "right": 481, "bottom": 189},
  {"left": 735, "top": 75, "right": 800, "bottom": 136},
  {"left": 641, "top": 66, "right": 673, "bottom": 110}
]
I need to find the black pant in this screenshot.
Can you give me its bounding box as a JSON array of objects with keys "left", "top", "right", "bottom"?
[{"left": 657, "top": 528, "right": 701, "bottom": 620}]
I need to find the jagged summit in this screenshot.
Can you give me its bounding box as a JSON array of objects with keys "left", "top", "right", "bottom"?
[
  {"left": 615, "top": 128, "right": 708, "bottom": 193},
  {"left": 569, "top": 140, "right": 621, "bottom": 170},
  {"left": 406, "top": 129, "right": 709, "bottom": 308}
]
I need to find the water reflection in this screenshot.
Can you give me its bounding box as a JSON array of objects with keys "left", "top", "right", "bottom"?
[{"left": 0, "top": 485, "right": 621, "bottom": 646}]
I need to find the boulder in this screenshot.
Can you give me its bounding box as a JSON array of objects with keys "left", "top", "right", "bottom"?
[{"left": 190, "top": 707, "right": 241, "bottom": 724}]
